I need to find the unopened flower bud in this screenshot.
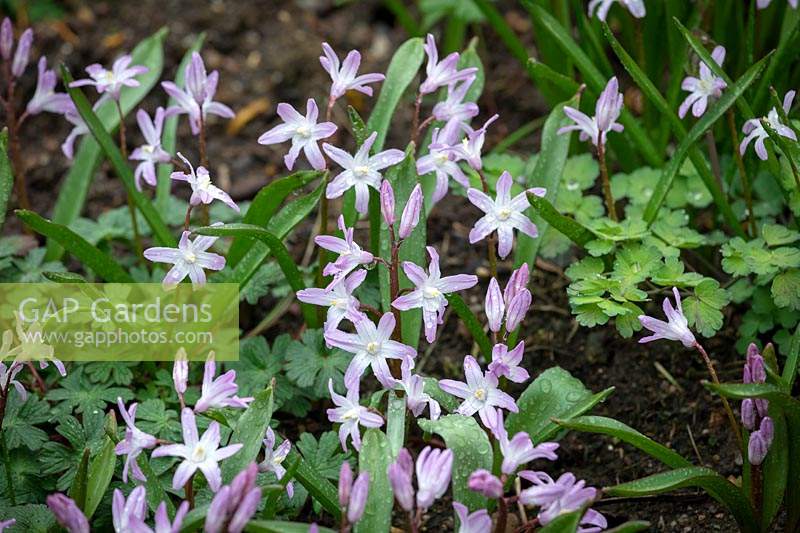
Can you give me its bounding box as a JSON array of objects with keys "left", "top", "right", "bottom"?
[
  {"left": 505, "top": 289, "right": 532, "bottom": 332},
  {"left": 398, "top": 184, "right": 422, "bottom": 239},
  {"left": 468, "top": 469, "right": 503, "bottom": 499},
  {"left": 347, "top": 472, "right": 369, "bottom": 524},
  {"left": 485, "top": 278, "right": 504, "bottom": 333},
  {"left": 745, "top": 344, "right": 766, "bottom": 383},
  {"left": 10, "top": 27, "right": 32, "bottom": 78},
  {"left": 504, "top": 264, "right": 529, "bottom": 305},
  {"left": 748, "top": 416, "right": 774, "bottom": 466},
  {"left": 388, "top": 448, "right": 414, "bottom": 511},
  {"left": 0, "top": 18, "right": 12, "bottom": 60},
  {"left": 338, "top": 461, "right": 353, "bottom": 508},
  {"left": 172, "top": 348, "right": 188, "bottom": 397},
  {"left": 380, "top": 180, "right": 395, "bottom": 226},
  {"left": 741, "top": 399, "right": 756, "bottom": 430}
]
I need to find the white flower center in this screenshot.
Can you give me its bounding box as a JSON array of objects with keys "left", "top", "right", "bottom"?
[
  {"left": 296, "top": 125, "right": 311, "bottom": 138},
  {"left": 354, "top": 165, "right": 371, "bottom": 177},
  {"left": 196, "top": 173, "right": 212, "bottom": 191},
  {"left": 497, "top": 208, "right": 512, "bottom": 221},
  {"left": 184, "top": 251, "right": 197, "bottom": 264},
  {"left": 101, "top": 70, "right": 115, "bottom": 83},
  {"left": 366, "top": 341, "right": 380, "bottom": 355},
  {"left": 143, "top": 144, "right": 155, "bottom": 154},
  {"left": 435, "top": 152, "right": 449, "bottom": 165},
  {"left": 423, "top": 286, "right": 441, "bottom": 299},
  {"left": 473, "top": 388, "right": 486, "bottom": 401},
  {"left": 342, "top": 407, "right": 360, "bottom": 421},
  {"left": 191, "top": 444, "right": 207, "bottom": 463}
]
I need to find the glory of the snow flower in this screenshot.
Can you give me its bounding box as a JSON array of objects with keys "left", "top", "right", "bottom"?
[
  {"left": 154, "top": 500, "right": 189, "bottom": 533},
  {"left": 320, "top": 42, "right": 385, "bottom": 101},
  {"left": 392, "top": 246, "right": 478, "bottom": 343},
  {"left": 432, "top": 77, "right": 479, "bottom": 129},
  {"left": 171, "top": 152, "right": 239, "bottom": 212},
  {"left": 417, "top": 127, "right": 469, "bottom": 202},
  {"left": 26, "top": 57, "right": 74, "bottom": 116},
  {"left": 325, "top": 312, "right": 416, "bottom": 389},
  {"left": 143, "top": 227, "right": 226, "bottom": 287},
  {"left": 741, "top": 344, "right": 769, "bottom": 430},
  {"left": 112, "top": 486, "right": 147, "bottom": 532},
  {"left": 151, "top": 407, "right": 243, "bottom": 492},
  {"left": 4, "top": 25, "right": 33, "bottom": 78},
  {"left": 487, "top": 410, "right": 558, "bottom": 475},
  {"left": 258, "top": 98, "right": 337, "bottom": 171},
  {"left": 130, "top": 107, "right": 171, "bottom": 190},
  {"left": 338, "top": 462, "right": 370, "bottom": 526},
  {"left": 315, "top": 215, "right": 374, "bottom": 288},
  {"left": 453, "top": 502, "right": 493, "bottom": 533},
  {"left": 488, "top": 341, "right": 530, "bottom": 384},
  {"left": 397, "top": 357, "right": 441, "bottom": 420},
  {"left": 467, "top": 171, "right": 545, "bottom": 259},
  {"left": 46, "top": 493, "right": 89, "bottom": 533},
  {"left": 194, "top": 354, "right": 253, "bottom": 413},
  {"left": 0, "top": 361, "right": 26, "bottom": 401},
  {"left": 70, "top": 54, "right": 148, "bottom": 101},
  {"left": 558, "top": 76, "right": 624, "bottom": 147},
  {"left": 115, "top": 397, "right": 157, "bottom": 483},
  {"left": 519, "top": 471, "right": 606, "bottom": 530},
  {"left": 467, "top": 469, "right": 503, "bottom": 499},
  {"left": 419, "top": 33, "right": 478, "bottom": 95},
  {"left": 388, "top": 446, "right": 454, "bottom": 513},
  {"left": 757, "top": 0, "right": 798, "bottom": 9},
  {"left": 637, "top": 287, "right": 696, "bottom": 348},
  {"left": 61, "top": 110, "right": 90, "bottom": 159},
  {"left": 438, "top": 355, "right": 519, "bottom": 427},
  {"left": 397, "top": 184, "right": 423, "bottom": 239},
  {"left": 205, "top": 463, "right": 261, "bottom": 533},
  {"left": 297, "top": 268, "right": 367, "bottom": 330},
  {"left": 326, "top": 378, "right": 384, "bottom": 451},
  {"left": 588, "top": 0, "right": 646, "bottom": 20},
  {"left": 679, "top": 46, "right": 727, "bottom": 119},
  {"left": 259, "top": 428, "right": 294, "bottom": 497},
  {"left": 445, "top": 114, "right": 498, "bottom": 171},
  {"left": 740, "top": 90, "right": 797, "bottom": 160}
]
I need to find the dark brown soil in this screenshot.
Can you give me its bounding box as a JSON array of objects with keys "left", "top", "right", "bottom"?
[{"left": 7, "top": 1, "right": 752, "bottom": 531}]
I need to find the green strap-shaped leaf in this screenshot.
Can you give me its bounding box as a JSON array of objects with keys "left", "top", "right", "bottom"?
[
  {"left": 217, "top": 179, "right": 324, "bottom": 288},
  {"left": 226, "top": 171, "right": 323, "bottom": 266},
  {"left": 386, "top": 391, "right": 406, "bottom": 458},
  {"left": 515, "top": 93, "right": 579, "bottom": 269},
  {"left": 524, "top": 3, "right": 662, "bottom": 167},
  {"left": 60, "top": 66, "right": 175, "bottom": 248},
  {"left": 506, "top": 367, "right": 613, "bottom": 444},
  {"left": 68, "top": 448, "right": 90, "bottom": 511},
  {"left": 785, "top": 407, "right": 800, "bottom": 532},
  {"left": 195, "top": 224, "right": 318, "bottom": 328},
  {"left": 601, "top": 23, "right": 746, "bottom": 239},
  {"left": 556, "top": 416, "right": 691, "bottom": 469},
  {"left": 417, "top": 415, "right": 492, "bottom": 512},
  {"left": 0, "top": 130, "right": 13, "bottom": 231},
  {"left": 642, "top": 52, "right": 771, "bottom": 223},
  {"left": 525, "top": 59, "right": 580, "bottom": 102},
  {"left": 752, "top": 14, "right": 800, "bottom": 111},
  {"left": 366, "top": 37, "right": 425, "bottom": 152},
  {"left": 704, "top": 382, "right": 800, "bottom": 415},
  {"left": 354, "top": 430, "right": 393, "bottom": 533},
  {"left": 527, "top": 193, "right": 594, "bottom": 249},
  {"left": 138, "top": 454, "right": 173, "bottom": 515},
  {"left": 245, "top": 521, "right": 336, "bottom": 533},
  {"left": 84, "top": 437, "right": 115, "bottom": 518},
  {"left": 48, "top": 27, "right": 168, "bottom": 259},
  {"left": 443, "top": 293, "right": 492, "bottom": 359},
  {"left": 287, "top": 449, "right": 341, "bottom": 520},
  {"left": 605, "top": 521, "right": 651, "bottom": 533},
  {"left": 156, "top": 33, "right": 206, "bottom": 213},
  {"left": 220, "top": 387, "right": 274, "bottom": 483},
  {"left": 607, "top": 467, "right": 756, "bottom": 532},
  {"left": 761, "top": 411, "right": 788, "bottom": 530},
  {"left": 17, "top": 210, "right": 133, "bottom": 282},
  {"left": 783, "top": 323, "right": 800, "bottom": 387},
  {"left": 537, "top": 508, "right": 584, "bottom": 533}
]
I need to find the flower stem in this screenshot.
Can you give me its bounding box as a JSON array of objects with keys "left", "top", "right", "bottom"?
[
  {"left": 4, "top": 74, "right": 31, "bottom": 212},
  {"left": 751, "top": 464, "right": 763, "bottom": 521},
  {"left": 185, "top": 473, "right": 195, "bottom": 509},
  {"left": 477, "top": 169, "right": 498, "bottom": 278},
  {"left": 693, "top": 341, "right": 743, "bottom": 448},
  {"left": 183, "top": 204, "right": 194, "bottom": 232},
  {"left": 389, "top": 225, "right": 403, "bottom": 379},
  {"left": 116, "top": 101, "right": 144, "bottom": 259},
  {"left": 0, "top": 390, "right": 15, "bottom": 506},
  {"left": 727, "top": 110, "right": 755, "bottom": 237},
  {"left": 597, "top": 141, "right": 617, "bottom": 221},
  {"left": 493, "top": 496, "right": 508, "bottom": 533},
  {"left": 411, "top": 92, "right": 422, "bottom": 145}
]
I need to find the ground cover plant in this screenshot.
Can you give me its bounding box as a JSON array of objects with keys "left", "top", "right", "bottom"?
[{"left": 0, "top": 0, "right": 799, "bottom": 531}]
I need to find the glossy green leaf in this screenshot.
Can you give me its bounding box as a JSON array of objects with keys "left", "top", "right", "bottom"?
[
  {"left": 68, "top": 448, "right": 89, "bottom": 511},
  {"left": 48, "top": 28, "right": 168, "bottom": 259},
  {"left": 556, "top": 416, "right": 691, "bottom": 469},
  {"left": 527, "top": 193, "right": 594, "bottom": 249},
  {"left": 525, "top": 59, "right": 580, "bottom": 102},
  {"left": 60, "top": 66, "right": 175, "bottom": 247},
  {"left": 0, "top": 130, "right": 13, "bottom": 231},
  {"left": 245, "top": 522, "right": 336, "bottom": 533},
  {"left": 156, "top": 33, "right": 206, "bottom": 213},
  {"left": 17, "top": 210, "right": 133, "bottom": 282},
  {"left": 605, "top": 521, "right": 651, "bottom": 533},
  {"left": 642, "top": 53, "right": 771, "bottom": 223},
  {"left": 784, "top": 323, "right": 800, "bottom": 387},
  {"left": 538, "top": 508, "right": 584, "bottom": 533},
  {"left": 607, "top": 467, "right": 756, "bottom": 532},
  {"left": 506, "top": 367, "right": 613, "bottom": 444},
  {"left": 227, "top": 172, "right": 322, "bottom": 266},
  {"left": 220, "top": 387, "right": 274, "bottom": 483},
  {"left": 366, "top": 37, "right": 425, "bottom": 152},
  {"left": 386, "top": 391, "right": 406, "bottom": 457},
  {"left": 138, "top": 454, "right": 173, "bottom": 515},
  {"left": 761, "top": 411, "right": 788, "bottom": 530},
  {"left": 195, "top": 223, "right": 317, "bottom": 328},
  {"left": 444, "top": 293, "right": 492, "bottom": 358},
  {"left": 601, "top": 23, "right": 745, "bottom": 239},
  {"left": 705, "top": 382, "right": 800, "bottom": 414},
  {"left": 84, "top": 437, "right": 115, "bottom": 518},
  {"left": 354, "top": 430, "right": 393, "bottom": 533},
  {"left": 515, "top": 93, "right": 579, "bottom": 269},
  {"left": 417, "top": 415, "right": 492, "bottom": 512},
  {"left": 43, "top": 271, "right": 88, "bottom": 283},
  {"left": 287, "top": 449, "right": 341, "bottom": 519}
]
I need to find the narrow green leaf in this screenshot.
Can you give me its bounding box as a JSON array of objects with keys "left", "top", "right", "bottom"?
[
  {"left": 607, "top": 467, "right": 756, "bottom": 532},
  {"left": 245, "top": 521, "right": 336, "bottom": 533},
  {"left": 444, "top": 293, "right": 492, "bottom": 358},
  {"left": 68, "top": 448, "right": 89, "bottom": 511},
  {"left": 226, "top": 171, "right": 322, "bottom": 266},
  {"left": 642, "top": 53, "right": 771, "bottom": 223},
  {"left": 556, "top": 416, "right": 691, "bottom": 469},
  {"left": 43, "top": 272, "right": 88, "bottom": 283},
  {"left": 139, "top": 454, "right": 173, "bottom": 515},
  {"left": 0, "top": 130, "right": 14, "bottom": 231},
  {"left": 753, "top": 16, "right": 800, "bottom": 111},
  {"left": 783, "top": 323, "right": 800, "bottom": 387},
  {"left": 287, "top": 449, "right": 341, "bottom": 519},
  {"left": 602, "top": 23, "right": 745, "bottom": 238},
  {"left": 60, "top": 66, "right": 175, "bottom": 247},
  {"left": 220, "top": 387, "right": 274, "bottom": 483},
  {"left": 84, "top": 437, "right": 115, "bottom": 518},
  {"left": 525, "top": 59, "right": 580, "bottom": 101},
  {"left": 527, "top": 193, "right": 593, "bottom": 248},
  {"left": 761, "top": 411, "right": 788, "bottom": 530},
  {"left": 605, "top": 521, "right": 651, "bottom": 533},
  {"left": 195, "top": 224, "right": 318, "bottom": 328},
  {"left": 156, "top": 33, "right": 206, "bottom": 213},
  {"left": 386, "top": 391, "right": 406, "bottom": 457},
  {"left": 354, "top": 430, "right": 393, "bottom": 533},
  {"left": 471, "top": 0, "right": 528, "bottom": 65},
  {"left": 705, "top": 382, "right": 800, "bottom": 414},
  {"left": 417, "top": 415, "right": 492, "bottom": 512},
  {"left": 538, "top": 507, "right": 584, "bottom": 532},
  {"left": 347, "top": 106, "right": 370, "bottom": 147},
  {"left": 506, "top": 367, "right": 613, "bottom": 444},
  {"left": 17, "top": 210, "right": 133, "bottom": 282},
  {"left": 48, "top": 28, "right": 168, "bottom": 259},
  {"left": 785, "top": 407, "right": 800, "bottom": 532},
  {"left": 515, "top": 93, "right": 579, "bottom": 269},
  {"left": 366, "top": 37, "right": 425, "bottom": 152}
]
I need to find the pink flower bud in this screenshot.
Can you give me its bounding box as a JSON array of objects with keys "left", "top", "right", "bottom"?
[
  {"left": 0, "top": 18, "right": 12, "bottom": 60},
  {"left": 505, "top": 289, "right": 532, "bottom": 332},
  {"left": 485, "top": 278, "right": 504, "bottom": 333},
  {"left": 748, "top": 416, "right": 774, "bottom": 466},
  {"left": 741, "top": 399, "right": 755, "bottom": 430},
  {"left": 10, "top": 27, "right": 32, "bottom": 78},
  {"left": 468, "top": 469, "right": 503, "bottom": 499},
  {"left": 380, "top": 180, "right": 395, "bottom": 226},
  {"left": 172, "top": 350, "right": 188, "bottom": 396},
  {"left": 504, "top": 264, "right": 529, "bottom": 305},
  {"left": 338, "top": 461, "right": 353, "bottom": 507},
  {"left": 745, "top": 344, "right": 766, "bottom": 383},
  {"left": 388, "top": 448, "right": 415, "bottom": 511},
  {"left": 347, "top": 472, "right": 370, "bottom": 524},
  {"left": 398, "top": 184, "right": 423, "bottom": 239}
]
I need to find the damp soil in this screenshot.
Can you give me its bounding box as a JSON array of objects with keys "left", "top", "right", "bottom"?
[{"left": 8, "top": 1, "right": 752, "bottom": 531}]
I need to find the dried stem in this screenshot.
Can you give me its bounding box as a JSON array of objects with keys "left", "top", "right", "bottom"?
[
  {"left": 4, "top": 73, "right": 31, "bottom": 211},
  {"left": 597, "top": 141, "right": 617, "bottom": 221},
  {"left": 693, "top": 341, "right": 743, "bottom": 448}
]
